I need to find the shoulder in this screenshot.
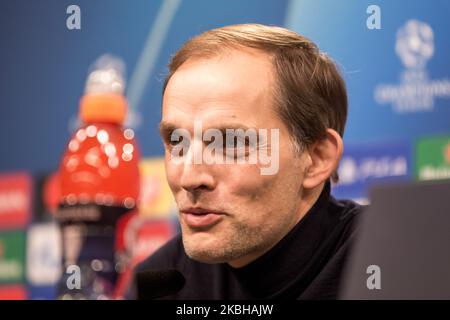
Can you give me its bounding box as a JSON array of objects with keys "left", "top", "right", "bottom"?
[
  {"left": 131, "top": 233, "right": 226, "bottom": 299},
  {"left": 329, "top": 195, "right": 366, "bottom": 218},
  {"left": 126, "top": 234, "right": 184, "bottom": 299},
  {"left": 135, "top": 234, "right": 185, "bottom": 273},
  {"left": 300, "top": 197, "right": 367, "bottom": 299},
  {"left": 328, "top": 196, "right": 366, "bottom": 238}
]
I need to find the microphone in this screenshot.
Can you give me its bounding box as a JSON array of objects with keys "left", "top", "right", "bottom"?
[{"left": 136, "top": 269, "right": 186, "bottom": 300}]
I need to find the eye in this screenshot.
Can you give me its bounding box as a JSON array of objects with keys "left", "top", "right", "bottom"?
[
  {"left": 224, "top": 135, "right": 246, "bottom": 149},
  {"left": 224, "top": 136, "right": 238, "bottom": 149},
  {"left": 222, "top": 135, "right": 254, "bottom": 160},
  {"left": 167, "top": 131, "right": 190, "bottom": 148},
  {"left": 169, "top": 134, "right": 183, "bottom": 146},
  {"left": 224, "top": 135, "right": 252, "bottom": 149}
]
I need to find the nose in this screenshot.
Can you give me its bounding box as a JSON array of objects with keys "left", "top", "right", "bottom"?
[{"left": 179, "top": 140, "right": 216, "bottom": 193}]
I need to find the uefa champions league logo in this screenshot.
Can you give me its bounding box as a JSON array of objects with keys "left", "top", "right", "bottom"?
[
  {"left": 395, "top": 20, "right": 434, "bottom": 70},
  {"left": 375, "top": 20, "right": 450, "bottom": 113},
  {"left": 337, "top": 155, "right": 407, "bottom": 186}
]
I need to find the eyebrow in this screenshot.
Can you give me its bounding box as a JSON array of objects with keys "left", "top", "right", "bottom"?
[
  {"left": 159, "top": 121, "right": 255, "bottom": 137},
  {"left": 159, "top": 121, "right": 177, "bottom": 138}
]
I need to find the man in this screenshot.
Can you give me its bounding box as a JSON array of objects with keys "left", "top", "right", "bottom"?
[{"left": 134, "top": 24, "right": 363, "bottom": 299}]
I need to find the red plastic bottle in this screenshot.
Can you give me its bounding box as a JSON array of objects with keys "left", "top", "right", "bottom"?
[{"left": 57, "top": 56, "right": 140, "bottom": 299}]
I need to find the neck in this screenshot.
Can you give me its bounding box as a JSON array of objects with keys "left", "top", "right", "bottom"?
[{"left": 295, "top": 182, "right": 326, "bottom": 226}]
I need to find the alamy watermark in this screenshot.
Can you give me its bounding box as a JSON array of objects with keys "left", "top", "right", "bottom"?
[
  {"left": 66, "top": 5, "right": 81, "bottom": 30},
  {"left": 366, "top": 5, "right": 381, "bottom": 30},
  {"left": 366, "top": 264, "right": 381, "bottom": 290},
  {"left": 66, "top": 264, "right": 81, "bottom": 290},
  {"left": 168, "top": 121, "right": 280, "bottom": 175}
]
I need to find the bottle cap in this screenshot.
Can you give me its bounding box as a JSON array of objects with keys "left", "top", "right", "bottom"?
[{"left": 80, "top": 54, "right": 127, "bottom": 124}]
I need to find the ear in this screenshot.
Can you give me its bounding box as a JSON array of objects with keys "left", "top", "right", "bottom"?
[{"left": 302, "top": 129, "right": 343, "bottom": 189}]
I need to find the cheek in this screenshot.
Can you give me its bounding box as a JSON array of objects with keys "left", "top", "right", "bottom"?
[
  {"left": 223, "top": 174, "right": 289, "bottom": 232},
  {"left": 227, "top": 156, "right": 304, "bottom": 218},
  {"left": 225, "top": 145, "right": 303, "bottom": 199},
  {"left": 224, "top": 165, "right": 278, "bottom": 208},
  {"left": 164, "top": 158, "right": 182, "bottom": 193}
]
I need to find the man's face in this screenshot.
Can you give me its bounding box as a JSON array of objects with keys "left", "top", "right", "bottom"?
[{"left": 161, "top": 48, "right": 310, "bottom": 267}]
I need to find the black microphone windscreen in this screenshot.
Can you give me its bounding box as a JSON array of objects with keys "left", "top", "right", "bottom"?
[{"left": 136, "top": 269, "right": 186, "bottom": 300}]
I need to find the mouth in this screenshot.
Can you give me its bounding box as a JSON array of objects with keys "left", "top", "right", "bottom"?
[{"left": 180, "top": 207, "right": 226, "bottom": 229}]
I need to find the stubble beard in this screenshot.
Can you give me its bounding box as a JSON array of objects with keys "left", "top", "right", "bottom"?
[{"left": 181, "top": 215, "right": 292, "bottom": 266}]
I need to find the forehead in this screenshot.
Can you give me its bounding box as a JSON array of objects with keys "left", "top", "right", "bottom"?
[{"left": 162, "top": 48, "right": 277, "bottom": 128}]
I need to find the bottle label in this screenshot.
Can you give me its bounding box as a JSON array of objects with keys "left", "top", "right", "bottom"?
[{"left": 56, "top": 204, "right": 129, "bottom": 227}]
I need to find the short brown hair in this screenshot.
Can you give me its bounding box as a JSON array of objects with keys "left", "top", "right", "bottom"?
[{"left": 163, "top": 24, "right": 348, "bottom": 182}]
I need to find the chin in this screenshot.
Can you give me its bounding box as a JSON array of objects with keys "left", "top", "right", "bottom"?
[
  {"left": 184, "top": 247, "right": 227, "bottom": 264},
  {"left": 182, "top": 237, "right": 229, "bottom": 264}
]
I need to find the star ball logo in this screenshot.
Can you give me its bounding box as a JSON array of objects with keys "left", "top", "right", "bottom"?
[
  {"left": 375, "top": 20, "right": 450, "bottom": 113},
  {"left": 395, "top": 19, "right": 433, "bottom": 70}
]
